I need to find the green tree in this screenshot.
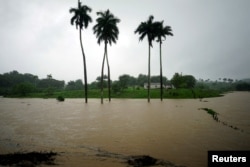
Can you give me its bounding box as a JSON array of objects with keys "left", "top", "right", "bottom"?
[
  {"left": 151, "top": 75, "right": 168, "bottom": 85},
  {"left": 112, "top": 81, "right": 121, "bottom": 94},
  {"left": 171, "top": 73, "right": 196, "bottom": 89},
  {"left": 65, "top": 79, "right": 84, "bottom": 90},
  {"left": 135, "top": 15, "right": 157, "bottom": 102},
  {"left": 137, "top": 74, "right": 147, "bottom": 87},
  {"left": 154, "top": 21, "right": 173, "bottom": 101},
  {"left": 13, "top": 82, "right": 34, "bottom": 96},
  {"left": 93, "top": 9, "right": 120, "bottom": 104},
  {"left": 69, "top": 0, "right": 92, "bottom": 103},
  {"left": 119, "top": 74, "right": 130, "bottom": 90},
  {"left": 171, "top": 73, "right": 182, "bottom": 88}
]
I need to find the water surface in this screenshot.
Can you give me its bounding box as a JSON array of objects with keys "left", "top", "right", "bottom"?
[{"left": 0, "top": 92, "right": 249, "bottom": 167}]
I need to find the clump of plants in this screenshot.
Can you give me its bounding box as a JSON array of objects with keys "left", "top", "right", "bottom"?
[
  {"left": 199, "top": 108, "right": 244, "bottom": 132},
  {"left": 56, "top": 95, "right": 65, "bottom": 102},
  {"left": 0, "top": 151, "right": 58, "bottom": 166},
  {"left": 201, "top": 108, "right": 218, "bottom": 121}
]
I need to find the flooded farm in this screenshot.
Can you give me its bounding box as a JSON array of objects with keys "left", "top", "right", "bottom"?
[{"left": 0, "top": 92, "right": 249, "bottom": 167}]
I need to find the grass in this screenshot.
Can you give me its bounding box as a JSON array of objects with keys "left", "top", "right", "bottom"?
[{"left": 23, "top": 88, "right": 222, "bottom": 99}]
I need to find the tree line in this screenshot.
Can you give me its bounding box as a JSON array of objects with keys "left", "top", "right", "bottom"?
[
  {"left": 1, "top": 71, "right": 249, "bottom": 97},
  {"left": 69, "top": 0, "right": 173, "bottom": 103},
  {"left": 0, "top": 71, "right": 167, "bottom": 96},
  {"left": 0, "top": 71, "right": 64, "bottom": 96}
]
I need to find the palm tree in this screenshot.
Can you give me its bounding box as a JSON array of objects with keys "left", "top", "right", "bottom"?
[
  {"left": 69, "top": 0, "right": 92, "bottom": 103},
  {"left": 155, "top": 21, "right": 173, "bottom": 101},
  {"left": 135, "top": 15, "right": 156, "bottom": 103},
  {"left": 93, "top": 9, "right": 120, "bottom": 104}
]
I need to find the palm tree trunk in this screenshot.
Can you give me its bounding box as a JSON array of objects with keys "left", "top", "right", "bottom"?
[
  {"left": 105, "top": 46, "right": 111, "bottom": 102},
  {"left": 148, "top": 43, "right": 151, "bottom": 103},
  {"left": 79, "top": 28, "right": 88, "bottom": 103},
  {"left": 159, "top": 41, "right": 163, "bottom": 101},
  {"left": 101, "top": 44, "right": 106, "bottom": 104}
]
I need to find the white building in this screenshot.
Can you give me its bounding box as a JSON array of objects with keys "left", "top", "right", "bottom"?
[{"left": 144, "top": 83, "right": 173, "bottom": 89}]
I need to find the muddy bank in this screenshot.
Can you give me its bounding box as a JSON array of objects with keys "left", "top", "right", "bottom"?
[
  {"left": 0, "top": 151, "right": 57, "bottom": 166},
  {"left": 0, "top": 149, "right": 186, "bottom": 167}
]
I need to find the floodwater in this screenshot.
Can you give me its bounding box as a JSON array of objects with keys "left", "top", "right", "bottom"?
[{"left": 0, "top": 92, "right": 249, "bottom": 167}]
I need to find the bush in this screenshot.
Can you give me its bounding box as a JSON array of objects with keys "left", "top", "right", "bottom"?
[{"left": 56, "top": 95, "right": 65, "bottom": 102}]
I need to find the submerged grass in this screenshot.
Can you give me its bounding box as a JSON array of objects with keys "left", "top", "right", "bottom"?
[
  {"left": 199, "top": 108, "right": 244, "bottom": 132},
  {"left": 200, "top": 108, "right": 219, "bottom": 121}
]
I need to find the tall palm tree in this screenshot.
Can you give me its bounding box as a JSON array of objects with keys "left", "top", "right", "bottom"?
[
  {"left": 155, "top": 21, "right": 173, "bottom": 101},
  {"left": 93, "top": 9, "right": 120, "bottom": 104},
  {"left": 135, "top": 15, "right": 156, "bottom": 103},
  {"left": 69, "top": 0, "right": 92, "bottom": 103}
]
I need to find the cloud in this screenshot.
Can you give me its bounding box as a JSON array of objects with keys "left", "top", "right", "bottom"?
[{"left": 0, "top": 0, "right": 250, "bottom": 83}]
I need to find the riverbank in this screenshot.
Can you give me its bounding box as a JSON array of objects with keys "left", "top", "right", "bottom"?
[{"left": 7, "top": 88, "right": 223, "bottom": 99}]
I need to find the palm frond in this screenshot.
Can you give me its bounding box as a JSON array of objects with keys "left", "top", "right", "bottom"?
[
  {"left": 93, "top": 9, "right": 120, "bottom": 46},
  {"left": 135, "top": 15, "right": 156, "bottom": 47},
  {"left": 69, "top": 3, "right": 92, "bottom": 30}
]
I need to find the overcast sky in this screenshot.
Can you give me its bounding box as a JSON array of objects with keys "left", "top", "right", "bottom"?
[{"left": 0, "top": 0, "right": 250, "bottom": 83}]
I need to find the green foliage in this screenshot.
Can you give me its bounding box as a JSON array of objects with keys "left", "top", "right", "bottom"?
[
  {"left": 200, "top": 108, "right": 218, "bottom": 121},
  {"left": 235, "top": 82, "right": 250, "bottom": 91},
  {"left": 23, "top": 87, "right": 222, "bottom": 99},
  {"left": 37, "top": 79, "right": 64, "bottom": 90},
  {"left": 137, "top": 74, "right": 148, "bottom": 87},
  {"left": 45, "top": 87, "right": 54, "bottom": 96},
  {"left": 56, "top": 95, "right": 65, "bottom": 102},
  {"left": 12, "top": 82, "right": 34, "bottom": 96},
  {"left": 112, "top": 81, "right": 121, "bottom": 93},
  {"left": 119, "top": 74, "right": 136, "bottom": 89},
  {"left": 65, "top": 79, "right": 84, "bottom": 90},
  {"left": 171, "top": 73, "right": 196, "bottom": 89},
  {"left": 0, "top": 71, "right": 64, "bottom": 96}
]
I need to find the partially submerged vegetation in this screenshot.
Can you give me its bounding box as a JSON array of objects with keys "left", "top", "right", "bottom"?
[
  {"left": 199, "top": 108, "right": 244, "bottom": 132},
  {"left": 200, "top": 108, "right": 218, "bottom": 121},
  {"left": 56, "top": 95, "right": 65, "bottom": 102},
  {"left": 0, "top": 151, "right": 58, "bottom": 166}
]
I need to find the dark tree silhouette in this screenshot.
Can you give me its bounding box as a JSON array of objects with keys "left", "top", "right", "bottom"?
[
  {"left": 93, "top": 9, "right": 120, "bottom": 104},
  {"left": 69, "top": 0, "right": 92, "bottom": 103},
  {"left": 154, "top": 21, "right": 173, "bottom": 101},
  {"left": 135, "top": 15, "right": 157, "bottom": 102}
]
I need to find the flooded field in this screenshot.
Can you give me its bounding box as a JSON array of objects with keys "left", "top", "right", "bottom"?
[{"left": 0, "top": 92, "right": 249, "bottom": 167}]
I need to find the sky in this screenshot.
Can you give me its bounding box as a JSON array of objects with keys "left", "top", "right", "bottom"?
[{"left": 0, "top": 0, "right": 250, "bottom": 83}]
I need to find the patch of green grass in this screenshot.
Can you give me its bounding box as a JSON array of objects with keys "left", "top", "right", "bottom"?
[{"left": 25, "top": 88, "right": 222, "bottom": 99}]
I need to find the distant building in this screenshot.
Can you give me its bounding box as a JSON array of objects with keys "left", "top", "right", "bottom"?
[{"left": 143, "top": 83, "right": 173, "bottom": 89}]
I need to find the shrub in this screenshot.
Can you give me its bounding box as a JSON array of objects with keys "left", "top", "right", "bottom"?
[{"left": 56, "top": 95, "right": 65, "bottom": 102}]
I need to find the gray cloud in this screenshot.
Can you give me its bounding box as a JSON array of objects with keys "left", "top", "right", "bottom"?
[{"left": 0, "top": 0, "right": 250, "bottom": 83}]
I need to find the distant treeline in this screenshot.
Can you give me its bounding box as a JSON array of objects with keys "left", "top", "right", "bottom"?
[
  {"left": 0, "top": 70, "right": 249, "bottom": 97},
  {"left": 0, "top": 71, "right": 64, "bottom": 96}
]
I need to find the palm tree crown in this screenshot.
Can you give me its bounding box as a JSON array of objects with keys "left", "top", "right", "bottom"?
[
  {"left": 69, "top": 2, "right": 92, "bottom": 30},
  {"left": 155, "top": 21, "right": 173, "bottom": 43},
  {"left": 134, "top": 15, "right": 156, "bottom": 47},
  {"left": 93, "top": 9, "right": 120, "bottom": 45}
]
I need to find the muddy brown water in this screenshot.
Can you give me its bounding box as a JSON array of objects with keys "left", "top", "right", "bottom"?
[{"left": 0, "top": 92, "right": 249, "bottom": 167}]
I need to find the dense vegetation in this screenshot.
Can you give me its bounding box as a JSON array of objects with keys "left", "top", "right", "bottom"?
[{"left": 0, "top": 71, "right": 249, "bottom": 99}]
